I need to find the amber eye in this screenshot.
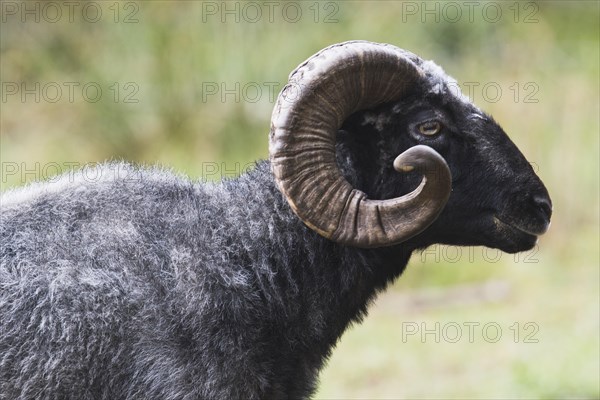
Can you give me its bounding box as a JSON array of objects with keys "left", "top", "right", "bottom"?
[{"left": 418, "top": 121, "right": 442, "bottom": 136}]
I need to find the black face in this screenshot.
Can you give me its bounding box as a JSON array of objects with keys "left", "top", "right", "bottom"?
[{"left": 338, "top": 94, "right": 552, "bottom": 254}]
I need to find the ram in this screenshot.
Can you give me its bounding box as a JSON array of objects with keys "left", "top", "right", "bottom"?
[{"left": 0, "top": 41, "right": 551, "bottom": 399}]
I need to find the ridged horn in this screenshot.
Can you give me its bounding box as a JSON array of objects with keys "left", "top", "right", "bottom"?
[{"left": 269, "top": 41, "right": 452, "bottom": 248}]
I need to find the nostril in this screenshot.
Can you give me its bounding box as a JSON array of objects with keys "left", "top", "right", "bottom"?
[{"left": 532, "top": 194, "right": 552, "bottom": 220}]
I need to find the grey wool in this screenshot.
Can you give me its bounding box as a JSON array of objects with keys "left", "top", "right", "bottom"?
[
  {"left": 0, "top": 42, "right": 552, "bottom": 399},
  {"left": 2, "top": 162, "right": 390, "bottom": 399}
]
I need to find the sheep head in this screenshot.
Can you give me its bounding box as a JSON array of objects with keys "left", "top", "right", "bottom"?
[{"left": 269, "top": 41, "right": 552, "bottom": 252}]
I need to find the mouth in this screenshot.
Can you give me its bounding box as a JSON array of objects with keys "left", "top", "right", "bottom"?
[
  {"left": 493, "top": 216, "right": 550, "bottom": 236},
  {"left": 491, "top": 216, "right": 544, "bottom": 253}
]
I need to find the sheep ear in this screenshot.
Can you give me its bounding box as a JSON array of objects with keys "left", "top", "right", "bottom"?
[{"left": 270, "top": 41, "right": 451, "bottom": 248}]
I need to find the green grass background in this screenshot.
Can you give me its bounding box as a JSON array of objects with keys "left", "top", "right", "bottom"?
[{"left": 1, "top": 1, "right": 598, "bottom": 398}]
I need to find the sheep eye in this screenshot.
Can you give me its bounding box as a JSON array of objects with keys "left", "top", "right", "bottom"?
[{"left": 418, "top": 121, "right": 442, "bottom": 136}]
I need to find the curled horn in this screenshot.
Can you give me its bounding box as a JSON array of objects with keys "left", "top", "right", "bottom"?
[{"left": 269, "top": 41, "right": 451, "bottom": 248}]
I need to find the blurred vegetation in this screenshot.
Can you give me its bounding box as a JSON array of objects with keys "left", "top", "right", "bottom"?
[{"left": 1, "top": 1, "right": 598, "bottom": 398}]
